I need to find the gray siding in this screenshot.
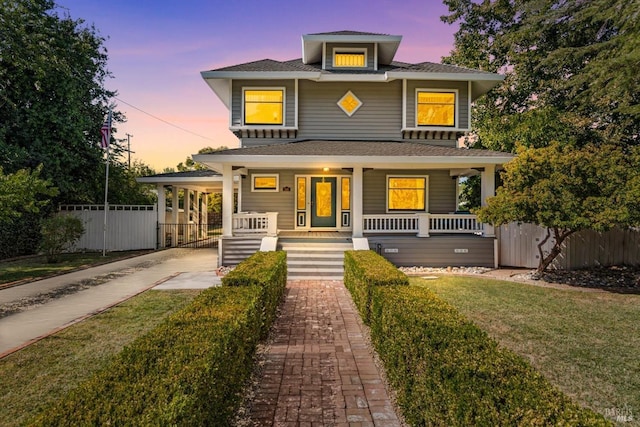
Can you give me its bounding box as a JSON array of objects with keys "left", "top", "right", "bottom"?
[
  {"left": 363, "top": 169, "right": 456, "bottom": 215},
  {"left": 405, "top": 80, "right": 469, "bottom": 129},
  {"left": 367, "top": 235, "right": 495, "bottom": 267},
  {"left": 297, "top": 80, "right": 402, "bottom": 140},
  {"left": 241, "top": 169, "right": 351, "bottom": 230},
  {"left": 231, "top": 80, "right": 296, "bottom": 127},
  {"left": 324, "top": 43, "right": 375, "bottom": 70}
]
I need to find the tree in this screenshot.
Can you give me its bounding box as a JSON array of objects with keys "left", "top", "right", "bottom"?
[
  {"left": 0, "top": 0, "right": 122, "bottom": 204},
  {"left": 0, "top": 165, "right": 57, "bottom": 222},
  {"left": 476, "top": 143, "right": 639, "bottom": 273},
  {"left": 442, "top": 0, "right": 640, "bottom": 151},
  {"left": 176, "top": 146, "right": 229, "bottom": 172}
]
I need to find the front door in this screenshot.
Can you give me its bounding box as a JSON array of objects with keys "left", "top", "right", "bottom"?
[{"left": 310, "top": 177, "right": 337, "bottom": 227}]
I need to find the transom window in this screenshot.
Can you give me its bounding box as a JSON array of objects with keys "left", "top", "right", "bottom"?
[
  {"left": 244, "top": 89, "right": 284, "bottom": 125},
  {"left": 252, "top": 174, "right": 279, "bottom": 192},
  {"left": 333, "top": 48, "right": 367, "bottom": 68},
  {"left": 416, "top": 91, "right": 456, "bottom": 127},
  {"left": 387, "top": 176, "right": 428, "bottom": 212}
]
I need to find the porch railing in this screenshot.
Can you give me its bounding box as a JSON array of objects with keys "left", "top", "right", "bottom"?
[
  {"left": 232, "top": 212, "right": 278, "bottom": 236},
  {"left": 363, "top": 213, "right": 483, "bottom": 237}
]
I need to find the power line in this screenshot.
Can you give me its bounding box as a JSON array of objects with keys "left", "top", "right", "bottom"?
[{"left": 114, "top": 97, "right": 216, "bottom": 142}]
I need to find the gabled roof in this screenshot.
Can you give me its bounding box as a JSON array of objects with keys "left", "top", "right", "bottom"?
[{"left": 193, "top": 140, "right": 514, "bottom": 173}]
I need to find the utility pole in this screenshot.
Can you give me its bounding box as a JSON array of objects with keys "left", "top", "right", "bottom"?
[{"left": 125, "top": 133, "right": 134, "bottom": 168}]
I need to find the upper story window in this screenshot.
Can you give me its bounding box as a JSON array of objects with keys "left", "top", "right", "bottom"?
[
  {"left": 244, "top": 89, "right": 284, "bottom": 125},
  {"left": 332, "top": 47, "right": 367, "bottom": 68},
  {"left": 416, "top": 90, "right": 456, "bottom": 127}
]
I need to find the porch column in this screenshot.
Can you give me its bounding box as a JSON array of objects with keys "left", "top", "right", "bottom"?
[
  {"left": 156, "top": 184, "right": 166, "bottom": 248},
  {"left": 481, "top": 164, "right": 496, "bottom": 237},
  {"left": 352, "top": 166, "right": 363, "bottom": 238},
  {"left": 201, "top": 193, "right": 208, "bottom": 238},
  {"left": 192, "top": 189, "right": 199, "bottom": 238},
  {"left": 185, "top": 189, "right": 191, "bottom": 223},
  {"left": 171, "top": 186, "right": 179, "bottom": 247},
  {"left": 237, "top": 176, "right": 242, "bottom": 213},
  {"left": 222, "top": 164, "right": 233, "bottom": 237}
]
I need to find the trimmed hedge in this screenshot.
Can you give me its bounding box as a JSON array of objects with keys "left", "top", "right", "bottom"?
[
  {"left": 344, "top": 250, "right": 408, "bottom": 324},
  {"left": 344, "top": 251, "right": 610, "bottom": 426},
  {"left": 222, "top": 250, "right": 287, "bottom": 337},
  {"left": 32, "top": 250, "right": 287, "bottom": 426}
]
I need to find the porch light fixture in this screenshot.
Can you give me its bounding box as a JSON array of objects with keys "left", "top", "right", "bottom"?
[
  {"left": 323, "top": 167, "right": 330, "bottom": 172},
  {"left": 337, "top": 90, "right": 363, "bottom": 117}
]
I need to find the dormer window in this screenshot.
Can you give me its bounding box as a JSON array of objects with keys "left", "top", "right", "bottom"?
[
  {"left": 333, "top": 47, "right": 367, "bottom": 68},
  {"left": 243, "top": 88, "right": 284, "bottom": 125},
  {"left": 416, "top": 90, "right": 456, "bottom": 127}
]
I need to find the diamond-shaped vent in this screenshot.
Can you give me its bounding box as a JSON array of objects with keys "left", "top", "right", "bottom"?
[{"left": 337, "top": 91, "right": 363, "bottom": 117}]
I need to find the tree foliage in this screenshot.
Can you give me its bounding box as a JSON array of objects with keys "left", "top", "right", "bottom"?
[
  {"left": 0, "top": 165, "right": 57, "bottom": 222},
  {"left": 442, "top": 0, "right": 640, "bottom": 151},
  {"left": 0, "top": 0, "right": 124, "bottom": 204},
  {"left": 476, "top": 143, "right": 640, "bottom": 272}
]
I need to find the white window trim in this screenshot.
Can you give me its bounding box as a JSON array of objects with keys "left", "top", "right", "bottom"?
[
  {"left": 251, "top": 173, "right": 279, "bottom": 192},
  {"left": 242, "top": 87, "right": 286, "bottom": 127},
  {"left": 385, "top": 175, "right": 429, "bottom": 213},
  {"left": 414, "top": 88, "right": 458, "bottom": 129},
  {"left": 332, "top": 47, "right": 368, "bottom": 68}
]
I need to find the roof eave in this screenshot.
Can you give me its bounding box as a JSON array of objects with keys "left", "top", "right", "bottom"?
[
  {"left": 302, "top": 34, "right": 402, "bottom": 64},
  {"left": 194, "top": 153, "right": 514, "bottom": 173}
]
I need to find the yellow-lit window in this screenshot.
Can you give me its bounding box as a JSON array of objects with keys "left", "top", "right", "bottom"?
[
  {"left": 417, "top": 91, "right": 455, "bottom": 126},
  {"left": 387, "top": 177, "right": 427, "bottom": 211},
  {"left": 297, "top": 177, "right": 306, "bottom": 210},
  {"left": 244, "top": 90, "right": 283, "bottom": 125},
  {"left": 341, "top": 177, "right": 350, "bottom": 210},
  {"left": 252, "top": 174, "right": 279, "bottom": 192},
  {"left": 334, "top": 52, "right": 365, "bottom": 67}
]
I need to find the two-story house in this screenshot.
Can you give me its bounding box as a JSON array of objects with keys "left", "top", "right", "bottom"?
[{"left": 194, "top": 31, "right": 512, "bottom": 273}]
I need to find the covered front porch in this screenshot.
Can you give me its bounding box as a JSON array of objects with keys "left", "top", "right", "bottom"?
[{"left": 193, "top": 141, "right": 513, "bottom": 267}]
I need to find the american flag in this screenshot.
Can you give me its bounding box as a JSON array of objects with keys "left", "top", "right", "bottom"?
[{"left": 100, "top": 112, "right": 111, "bottom": 149}]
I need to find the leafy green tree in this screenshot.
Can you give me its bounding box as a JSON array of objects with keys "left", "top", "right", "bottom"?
[
  {"left": 176, "top": 146, "right": 228, "bottom": 171},
  {"left": 476, "top": 143, "right": 639, "bottom": 273},
  {"left": 442, "top": 0, "right": 640, "bottom": 150},
  {"left": 0, "top": 165, "right": 57, "bottom": 222},
  {"left": 0, "top": 0, "right": 121, "bottom": 203},
  {"left": 104, "top": 160, "right": 158, "bottom": 205}
]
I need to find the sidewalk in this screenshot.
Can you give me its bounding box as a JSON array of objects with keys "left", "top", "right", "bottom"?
[
  {"left": 0, "top": 248, "right": 218, "bottom": 356},
  {"left": 243, "top": 280, "right": 402, "bottom": 426}
]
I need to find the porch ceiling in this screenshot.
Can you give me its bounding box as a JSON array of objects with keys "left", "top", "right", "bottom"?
[{"left": 192, "top": 140, "right": 514, "bottom": 173}]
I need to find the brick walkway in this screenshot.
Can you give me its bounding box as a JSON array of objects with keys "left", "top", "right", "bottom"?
[{"left": 245, "top": 280, "right": 401, "bottom": 427}]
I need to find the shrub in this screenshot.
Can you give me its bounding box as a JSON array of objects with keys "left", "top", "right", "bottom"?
[
  {"left": 40, "top": 214, "right": 84, "bottom": 263},
  {"left": 344, "top": 250, "right": 408, "bottom": 324},
  {"left": 343, "top": 251, "right": 607, "bottom": 425},
  {"left": 32, "top": 251, "right": 288, "bottom": 426},
  {"left": 368, "top": 285, "right": 610, "bottom": 426},
  {"left": 222, "top": 250, "right": 287, "bottom": 337}
]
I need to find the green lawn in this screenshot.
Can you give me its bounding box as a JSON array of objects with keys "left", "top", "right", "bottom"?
[
  {"left": 0, "top": 250, "right": 152, "bottom": 285},
  {"left": 414, "top": 276, "right": 640, "bottom": 426},
  {"left": 0, "top": 289, "right": 200, "bottom": 426}
]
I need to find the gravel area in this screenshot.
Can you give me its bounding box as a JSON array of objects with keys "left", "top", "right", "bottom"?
[{"left": 400, "top": 265, "right": 640, "bottom": 294}]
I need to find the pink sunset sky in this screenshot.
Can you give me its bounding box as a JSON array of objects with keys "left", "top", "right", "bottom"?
[{"left": 55, "top": 0, "right": 459, "bottom": 171}]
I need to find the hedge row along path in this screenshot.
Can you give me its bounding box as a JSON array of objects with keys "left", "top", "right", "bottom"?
[{"left": 242, "top": 280, "right": 402, "bottom": 426}]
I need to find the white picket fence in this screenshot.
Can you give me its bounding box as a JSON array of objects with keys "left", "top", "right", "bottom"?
[
  {"left": 59, "top": 205, "right": 157, "bottom": 251},
  {"left": 499, "top": 223, "right": 640, "bottom": 269}
]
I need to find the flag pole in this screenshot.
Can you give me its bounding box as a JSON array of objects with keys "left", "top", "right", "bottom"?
[{"left": 102, "top": 108, "right": 112, "bottom": 256}]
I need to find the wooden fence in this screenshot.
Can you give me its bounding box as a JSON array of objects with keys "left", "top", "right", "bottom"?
[{"left": 499, "top": 223, "right": 640, "bottom": 269}]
